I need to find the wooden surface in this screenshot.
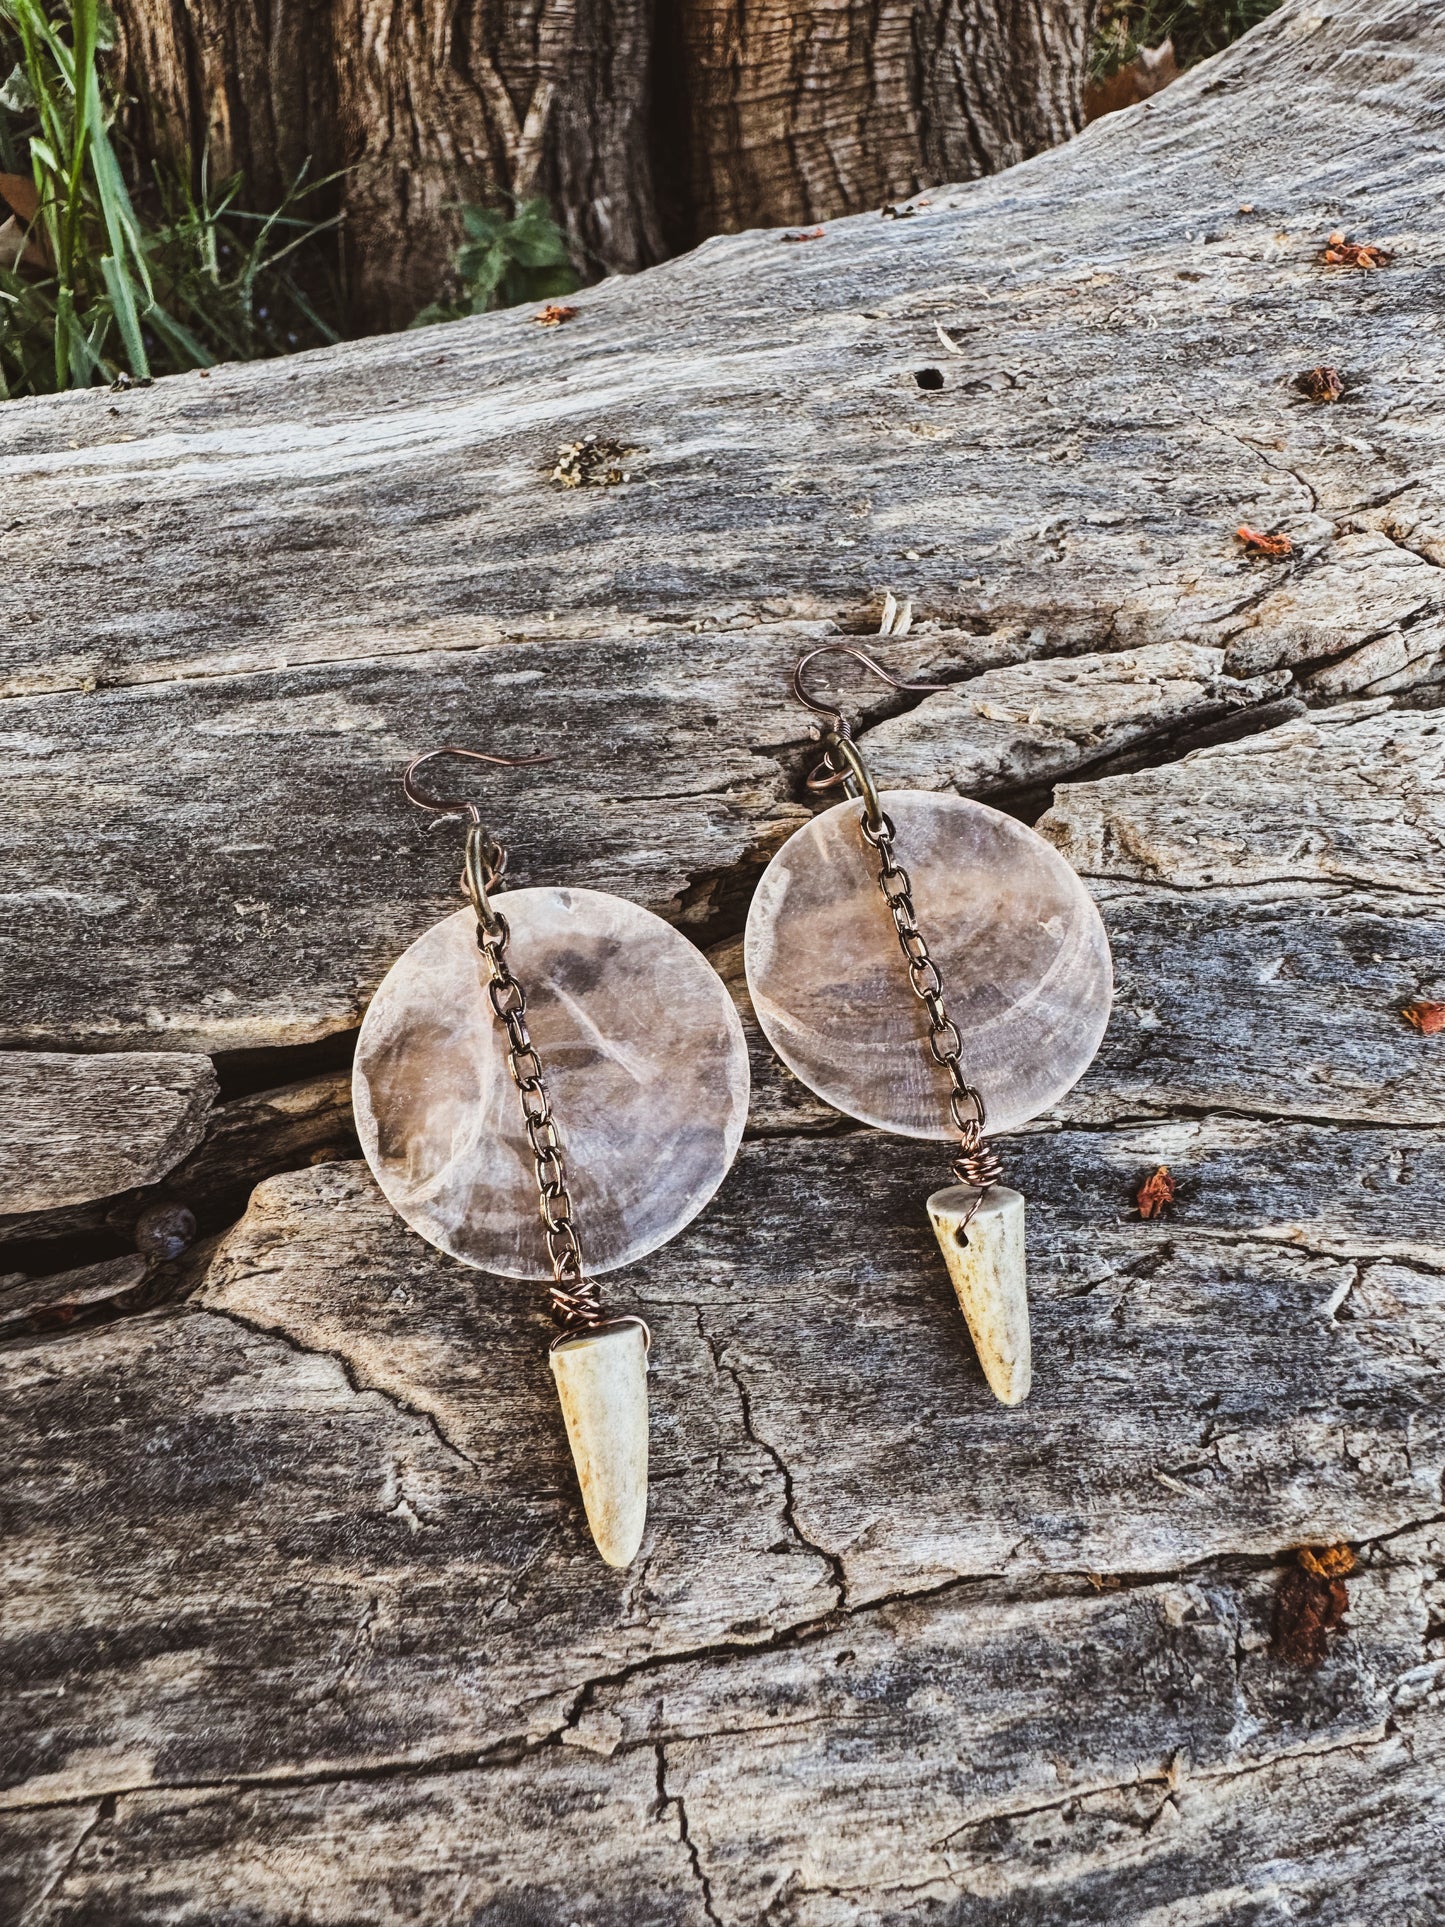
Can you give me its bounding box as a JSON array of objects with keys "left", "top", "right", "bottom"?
[
  {"left": 3, "top": 2, "right": 1445, "bottom": 1919},
  {"left": 0, "top": 1052, "right": 216, "bottom": 1212}
]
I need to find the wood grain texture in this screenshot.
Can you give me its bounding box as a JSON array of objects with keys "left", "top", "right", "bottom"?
[
  {"left": 4, "top": 626, "right": 1279, "bottom": 1054},
  {"left": 669, "top": 0, "right": 1094, "bottom": 240},
  {"left": 1044, "top": 703, "right": 1445, "bottom": 1127},
  {"left": 0, "top": 1052, "right": 216, "bottom": 1212},
  {"left": 2, "top": 1117, "right": 1440, "bottom": 1822},
  {"left": 4, "top": 6, "right": 1442, "bottom": 1056},
  {"left": 3, "top": 4, "right": 1445, "bottom": 1920},
  {"left": 4, "top": 1548, "right": 1442, "bottom": 1924},
  {"left": 6, "top": 5, "right": 1440, "bottom": 700}
]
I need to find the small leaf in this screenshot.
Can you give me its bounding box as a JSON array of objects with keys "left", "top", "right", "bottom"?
[
  {"left": 1237, "top": 525, "right": 1294, "bottom": 557},
  {"left": 455, "top": 238, "right": 504, "bottom": 289},
  {"left": 506, "top": 198, "right": 572, "bottom": 266},
  {"left": 1403, "top": 1002, "right": 1445, "bottom": 1035},
  {"left": 459, "top": 205, "right": 507, "bottom": 244},
  {"left": 0, "top": 171, "right": 39, "bottom": 222},
  {"left": 0, "top": 63, "right": 36, "bottom": 114},
  {"left": 1136, "top": 1167, "right": 1176, "bottom": 1219},
  {"left": 425, "top": 198, "right": 578, "bottom": 319},
  {"left": 1294, "top": 365, "right": 1343, "bottom": 404}
]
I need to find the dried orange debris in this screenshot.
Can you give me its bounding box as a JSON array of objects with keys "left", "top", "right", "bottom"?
[
  {"left": 533, "top": 303, "right": 577, "bottom": 327},
  {"left": 782, "top": 227, "right": 825, "bottom": 242},
  {"left": 0, "top": 170, "right": 40, "bottom": 220},
  {"left": 1295, "top": 365, "right": 1343, "bottom": 404},
  {"left": 1137, "top": 1167, "right": 1176, "bottom": 1219},
  {"left": 1403, "top": 1002, "right": 1445, "bottom": 1035},
  {"left": 1237, "top": 525, "right": 1294, "bottom": 557},
  {"left": 1275, "top": 1545, "right": 1354, "bottom": 1666},
  {"left": 1297, "top": 1544, "right": 1356, "bottom": 1579},
  {"left": 1318, "top": 231, "right": 1393, "bottom": 269}
]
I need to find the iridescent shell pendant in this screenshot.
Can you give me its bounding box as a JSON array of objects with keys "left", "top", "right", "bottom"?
[
  {"left": 744, "top": 650, "right": 1113, "bottom": 1402},
  {"left": 354, "top": 751, "right": 750, "bottom": 1565}
]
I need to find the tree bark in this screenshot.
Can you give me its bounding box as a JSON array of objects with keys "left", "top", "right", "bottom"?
[
  {"left": 117, "top": 0, "right": 339, "bottom": 218},
  {"left": 671, "top": 0, "right": 1095, "bottom": 237},
  {"left": 116, "top": 0, "right": 1094, "bottom": 332},
  {"left": 3, "top": 2, "right": 1444, "bottom": 1917}
]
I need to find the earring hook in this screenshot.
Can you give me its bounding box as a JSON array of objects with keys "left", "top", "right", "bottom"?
[
  {"left": 791, "top": 642, "right": 948, "bottom": 739},
  {"left": 792, "top": 643, "right": 949, "bottom": 827},
  {"left": 402, "top": 743, "right": 556, "bottom": 819},
  {"left": 403, "top": 741, "right": 557, "bottom": 939}
]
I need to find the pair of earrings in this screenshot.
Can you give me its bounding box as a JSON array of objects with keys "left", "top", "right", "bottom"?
[{"left": 353, "top": 644, "right": 1112, "bottom": 1567}]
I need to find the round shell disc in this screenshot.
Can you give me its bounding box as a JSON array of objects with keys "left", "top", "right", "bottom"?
[
  {"left": 355, "top": 888, "right": 750, "bottom": 1278},
  {"left": 744, "top": 791, "right": 1112, "bottom": 1138}
]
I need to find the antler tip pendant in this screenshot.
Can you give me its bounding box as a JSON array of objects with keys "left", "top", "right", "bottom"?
[
  {"left": 926, "top": 1184, "right": 1031, "bottom": 1405},
  {"left": 550, "top": 1321, "right": 650, "bottom": 1566},
  {"left": 404, "top": 744, "right": 651, "bottom": 1567}
]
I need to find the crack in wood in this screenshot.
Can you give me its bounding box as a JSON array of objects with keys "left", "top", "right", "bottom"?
[
  {"left": 201, "top": 1300, "right": 481, "bottom": 1472},
  {"left": 17, "top": 1795, "right": 112, "bottom": 1927},
  {"left": 655, "top": 1741, "right": 727, "bottom": 1927},
  {"left": 10, "top": 1524, "right": 1437, "bottom": 1820},
  {"left": 694, "top": 1306, "right": 849, "bottom": 1608}
]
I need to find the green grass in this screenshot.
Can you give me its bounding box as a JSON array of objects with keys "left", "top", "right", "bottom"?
[
  {"left": 0, "top": 0, "right": 341, "bottom": 397},
  {"left": 1090, "top": 0, "right": 1285, "bottom": 79}
]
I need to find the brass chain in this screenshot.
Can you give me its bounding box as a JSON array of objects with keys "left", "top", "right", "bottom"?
[
  {"left": 827, "top": 738, "right": 1004, "bottom": 1201},
  {"left": 467, "top": 823, "right": 602, "bottom": 1330}
]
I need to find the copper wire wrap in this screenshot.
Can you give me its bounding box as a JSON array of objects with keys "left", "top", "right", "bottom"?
[{"left": 952, "top": 1119, "right": 1005, "bottom": 1192}]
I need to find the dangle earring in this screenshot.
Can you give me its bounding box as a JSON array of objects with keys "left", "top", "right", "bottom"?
[
  {"left": 744, "top": 645, "right": 1112, "bottom": 1404},
  {"left": 353, "top": 744, "right": 750, "bottom": 1565}
]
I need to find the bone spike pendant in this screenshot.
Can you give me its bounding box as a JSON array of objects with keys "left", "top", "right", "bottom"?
[
  {"left": 549, "top": 1320, "right": 650, "bottom": 1567},
  {"left": 927, "top": 1185, "right": 1031, "bottom": 1406}
]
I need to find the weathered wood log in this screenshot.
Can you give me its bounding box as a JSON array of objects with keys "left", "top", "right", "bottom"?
[
  {"left": 0, "top": 1252, "right": 147, "bottom": 1323},
  {"left": 2, "top": 3, "right": 1445, "bottom": 1920}
]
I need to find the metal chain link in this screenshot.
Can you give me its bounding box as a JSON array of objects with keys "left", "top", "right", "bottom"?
[
  {"left": 827, "top": 737, "right": 1004, "bottom": 1205},
  {"left": 468, "top": 825, "right": 603, "bottom": 1331}
]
